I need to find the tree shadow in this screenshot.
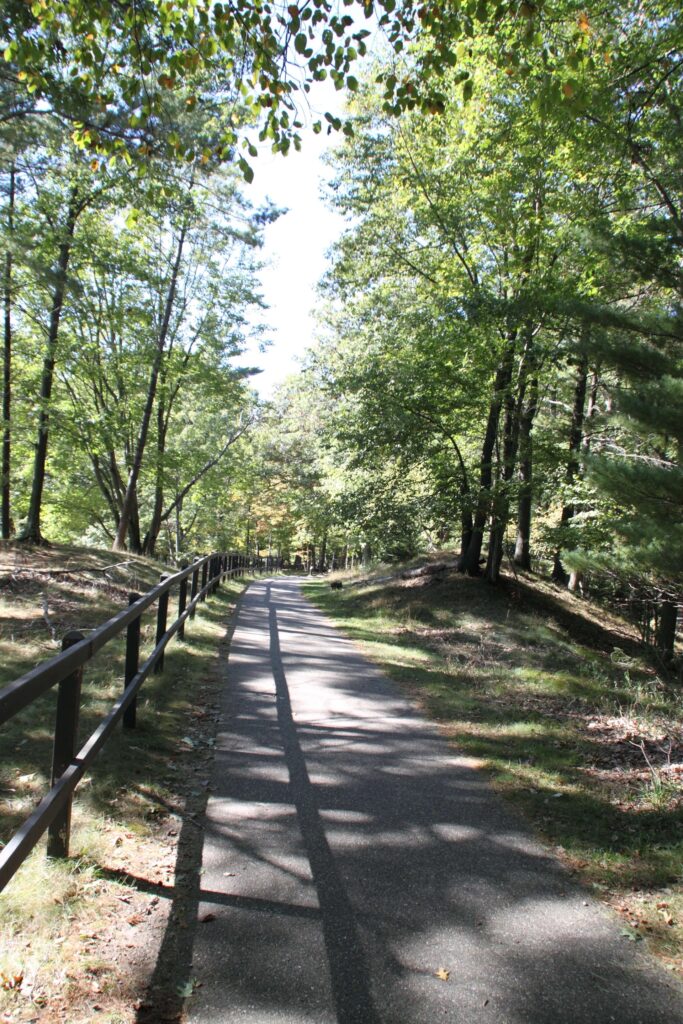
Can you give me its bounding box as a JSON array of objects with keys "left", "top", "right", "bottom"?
[{"left": 131, "top": 578, "right": 683, "bottom": 1024}]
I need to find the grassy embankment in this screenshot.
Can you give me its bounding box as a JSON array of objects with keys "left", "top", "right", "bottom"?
[
  {"left": 305, "top": 559, "right": 682, "bottom": 974},
  {"left": 0, "top": 543, "right": 247, "bottom": 1024}
]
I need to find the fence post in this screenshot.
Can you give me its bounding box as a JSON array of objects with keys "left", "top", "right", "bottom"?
[
  {"left": 123, "top": 593, "right": 141, "bottom": 729},
  {"left": 47, "top": 630, "right": 84, "bottom": 860},
  {"left": 200, "top": 558, "right": 208, "bottom": 601},
  {"left": 154, "top": 574, "right": 171, "bottom": 674},
  {"left": 178, "top": 563, "right": 189, "bottom": 640},
  {"left": 190, "top": 559, "right": 200, "bottom": 619},
  {"left": 214, "top": 555, "right": 222, "bottom": 592}
]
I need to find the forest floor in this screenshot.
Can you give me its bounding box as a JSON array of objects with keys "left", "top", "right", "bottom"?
[
  {"left": 0, "top": 543, "right": 247, "bottom": 1024},
  {"left": 304, "top": 558, "right": 683, "bottom": 978}
]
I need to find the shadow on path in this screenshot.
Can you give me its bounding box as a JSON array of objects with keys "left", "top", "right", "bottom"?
[
  {"left": 268, "top": 593, "right": 381, "bottom": 1024},
  {"left": 133, "top": 578, "right": 683, "bottom": 1024}
]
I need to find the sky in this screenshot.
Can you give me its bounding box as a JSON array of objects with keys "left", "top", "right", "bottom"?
[{"left": 237, "top": 81, "right": 347, "bottom": 399}]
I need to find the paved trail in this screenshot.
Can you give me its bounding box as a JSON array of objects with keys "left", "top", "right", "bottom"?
[{"left": 188, "top": 578, "right": 683, "bottom": 1023}]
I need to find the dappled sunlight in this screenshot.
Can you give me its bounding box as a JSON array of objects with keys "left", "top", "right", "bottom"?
[{"left": 134, "top": 577, "right": 683, "bottom": 1024}]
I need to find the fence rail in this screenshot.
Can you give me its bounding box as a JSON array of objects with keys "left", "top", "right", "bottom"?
[{"left": 0, "top": 551, "right": 249, "bottom": 893}]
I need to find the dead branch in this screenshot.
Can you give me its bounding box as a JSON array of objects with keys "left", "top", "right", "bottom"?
[
  {"left": 3, "top": 560, "right": 135, "bottom": 578},
  {"left": 41, "top": 592, "right": 57, "bottom": 641}
]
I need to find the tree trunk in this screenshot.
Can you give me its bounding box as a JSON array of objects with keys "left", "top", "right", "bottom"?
[
  {"left": 552, "top": 354, "right": 588, "bottom": 583},
  {"left": 459, "top": 496, "right": 473, "bottom": 560},
  {"left": 486, "top": 325, "right": 536, "bottom": 583},
  {"left": 113, "top": 222, "right": 187, "bottom": 550},
  {"left": 19, "top": 188, "right": 79, "bottom": 545},
  {"left": 655, "top": 600, "right": 677, "bottom": 662},
  {"left": 485, "top": 381, "right": 518, "bottom": 582},
  {"left": 513, "top": 375, "right": 539, "bottom": 570},
  {"left": 142, "top": 396, "right": 168, "bottom": 555},
  {"left": 319, "top": 531, "right": 328, "bottom": 571},
  {"left": 460, "top": 332, "right": 517, "bottom": 575},
  {"left": 2, "top": 163, "right": 15, "bottom": 539},
  {"left": 128, "top": 494, "right": 143, "bottom": 553},
  {"left": 175, "top": 493, "right": 184, "bottom": 558}
]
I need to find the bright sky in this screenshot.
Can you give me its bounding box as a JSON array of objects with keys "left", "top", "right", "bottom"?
[{"left": 238, "top": 80, "right": 347, "bottom": 398}]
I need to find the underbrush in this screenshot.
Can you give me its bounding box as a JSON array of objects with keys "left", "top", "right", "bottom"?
[
  {"left": 305, "top": 564, "right": 683, "bottom": 975},
  {"left": 0, "top": 543, "right": 246, "bottom": 1023}
]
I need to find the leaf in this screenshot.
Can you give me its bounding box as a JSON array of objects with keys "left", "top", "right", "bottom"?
[
  {"left": 200, "top": 912, "right": 217, "bottom": 923},
  {"left": 238, "top": 157, "right": 254, "bottom": 184},
  {"left": 176, "top": 977, "right": 200, "bottom": 998},
  {"left": 434, "top": 968, "right": 450, "bottom": 981},
  {"left": 0, "top": 971, "right": 23, "bottom": 991}
]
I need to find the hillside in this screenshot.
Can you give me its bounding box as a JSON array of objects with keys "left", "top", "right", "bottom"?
[
  {"left": 0, "top": 542, "right": 246, "bottom": 1023},
  {"left": 305, "top": 561, "right": 683, "bottom": 976}
]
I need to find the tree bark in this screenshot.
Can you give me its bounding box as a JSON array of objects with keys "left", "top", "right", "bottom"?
[
  {"left": 655, "top": 600, "right": 677, "bottom": 663},
  {"left": 552, "top": 354, "right": 588, "bottom": 583},
  {"left": 513, "top": 375, "right": 539, "bottom": 570},
  {"left": 19, "top": 188, "right": 79, "bottom": 545},
  {"left": 175, "top": 492, "right": 184, "bottom": 558},
  {"left": 142, "top": 396, "right": 168, "bottom": 556},
  {"left": 2, "top": 163, "right": 15, "bottom": 539},
  {"left": 113, "top": 222, "right": 187, "bottom": 551},
  {"left": 460, "top": 332, "right": 517, "bottom": 575}
]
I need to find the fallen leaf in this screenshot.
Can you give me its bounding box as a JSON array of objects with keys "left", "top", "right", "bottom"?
[
  {"left": 200, "top": 913, "right": 216, "bottom": 923},
  {"left": 434, "top": 968, "right": 450, "bottom": 981},
  {"left": 0, "top": 971, "right": 23, "bottom": 991},
  {"left": 176, "top": 977, "right": 200, "bottom": 998}
]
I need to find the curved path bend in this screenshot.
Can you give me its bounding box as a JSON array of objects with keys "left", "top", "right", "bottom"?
[{"left": 188, "top": 577, "right": 683, "bottom": 1024}]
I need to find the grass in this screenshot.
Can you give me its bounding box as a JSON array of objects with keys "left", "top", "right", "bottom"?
[
  {"left": 304, "top": 561, "right": 683, "bottom": 975},
  {"left": 0, "top": 542, "right": 248, "bottom": 1023}
]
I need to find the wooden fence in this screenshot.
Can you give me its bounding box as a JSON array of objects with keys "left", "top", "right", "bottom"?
[{"left": 0, "top": 552, "right": 249, "bottom": 892}]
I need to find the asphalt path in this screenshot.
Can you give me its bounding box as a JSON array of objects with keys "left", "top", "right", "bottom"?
[{"left": 188, "top": 577, "right": 683, "bottom": 1023}]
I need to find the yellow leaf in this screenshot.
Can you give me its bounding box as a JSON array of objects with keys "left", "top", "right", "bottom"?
[
  {"left": 434, "top": 968, "right": 450, "bottom": 981},
  {"left": 578, "top": 12, "right": 591, "bottom": 33}
]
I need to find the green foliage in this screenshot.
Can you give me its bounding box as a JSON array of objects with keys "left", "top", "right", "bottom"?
[{"left": 0, "top": 107, "right": 268, "bottom": 555}]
